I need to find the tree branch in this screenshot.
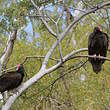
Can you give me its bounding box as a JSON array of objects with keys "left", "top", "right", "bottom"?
[
  {"left": 45, "top": 11, "right": 64, "bottom": 62},
  {"left": 30, "top": 0, "right": 57, "bottom": 38},
  {"left": 0, "top": 29, "right": 17, "bottom": 72},
  {"left": 22, "top": 55, "right": 59, "bottom": 64},
  {"left": 55, "top": 23, "right": 63, "bottom": 62}
]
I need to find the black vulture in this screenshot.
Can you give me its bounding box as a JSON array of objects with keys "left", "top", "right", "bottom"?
[
  {"left": 0, "top": 64, "right": 24, "bottom": 93},
  {"left": 88, "top": 26, "right": 109, "bottom": 73}
]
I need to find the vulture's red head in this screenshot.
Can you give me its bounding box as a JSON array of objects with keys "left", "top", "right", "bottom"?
[
  {"left": 17, "top": 64, "right": 23, "bottom": 71},
  {"left": 17, "top": 64, "right": 21, "bottom": 70},
  {"left": 94, "top": 26, "right": 102, "bottom": 33},
  {"left": 17, "top": 64, "right": 24, "bottom": 76}
]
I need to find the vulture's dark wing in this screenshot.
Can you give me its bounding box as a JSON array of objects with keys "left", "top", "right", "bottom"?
[
  {"left": 103, "top": 33, "right": 109, "bottom": 49},
  {"left": 0, "top": 73, "right": 22, "bottom": 93},
  {"left": 88, "top": 33, "right": 94, "bottom": 55},
  {"left": 99, "top": 33, "right": 109, "bottom": 58}
]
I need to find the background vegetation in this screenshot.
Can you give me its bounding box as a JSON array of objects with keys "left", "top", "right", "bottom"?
[{"left": 0, "top": 0, "right": 110, "bottom": 110}]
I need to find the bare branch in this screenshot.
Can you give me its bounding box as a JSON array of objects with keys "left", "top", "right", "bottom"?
[
  {"left": 30, "top": 0, "right": 57, "bottom": 38},
  {"left": 55, "top": 8, "right": 64, "bottom": 62},
  {"left": 45, "top": 10, "right": 64, "bottom": 62},
  {"left": 1, "top": 56, "right": 59, "bottom": 73},
  {"left": 0, "top": 29, "right": 17, "bottom": 71},
  {"left": 55, "top": 23, "right": 63, "bottom": 62},
  {"left": 22, "top": 55, "right": 59, "bottom": 64},
  {"left": 3, "top": 48, "right": 110, "bottom": 73},
  {"left": 41, "top": 41, "right": 58, "bottom": 70}
]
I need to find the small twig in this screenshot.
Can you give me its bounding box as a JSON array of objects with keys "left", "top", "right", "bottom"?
[
  {"left": 55, "top": 13, "right": 64, "bottom": 61},
  {"left": 56, "top": 11, "right": 64, "bottom": 24},
  {"left": 1, "top": 56, "right": 59, "bottom": 73},
  {"left": 55, "top": 8, "right": 64, "bottom": 62},
  {"left": 22, "top": 55, "right": 59, "bottom": 64}
]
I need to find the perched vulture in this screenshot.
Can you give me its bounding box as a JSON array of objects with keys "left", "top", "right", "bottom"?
[
  {"left": 0, "top": 64, "right": 24, "bottom": 93},
  {"left": 88, "top": 27, "right": 109, "bottom": 73}
]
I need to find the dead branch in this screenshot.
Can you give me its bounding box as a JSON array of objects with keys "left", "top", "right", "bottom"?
[
  {"left": 1, "top": 56, "right": 59, "bottom": 73},
  {"left": 0, "top": 29, "right": 17, "bottom": 72},
  {"left": 30, "top": 0, "right": 57, "bottom": 38}
]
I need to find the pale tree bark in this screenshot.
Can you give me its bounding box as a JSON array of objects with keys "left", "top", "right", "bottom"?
[
  {"left": 30, "top": 0, "right": 57, "bottom": 38},
  {"left": 1, "top": 1, "right": 110, "bottom": 110},
  {"left": 0, "top": 29, "right": 17, "bottom": 72}
]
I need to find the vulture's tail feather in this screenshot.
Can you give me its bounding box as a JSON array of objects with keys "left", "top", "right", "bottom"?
[{"left": 92, "top": 63, "right": 102, "bottom": 74}]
